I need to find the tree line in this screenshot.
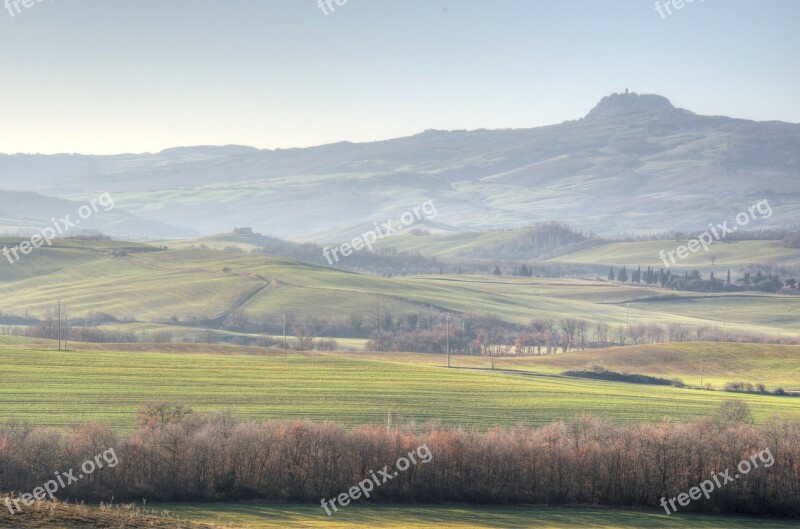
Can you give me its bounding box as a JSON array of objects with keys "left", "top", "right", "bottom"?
[
  {"left": 365, "top": 313, "right": 800, "bottom": 354},
  {"left": 608, "top": 266, "right": 792, "bottom": 293},
  {"left": 3, "top": 306, "right": 798, "bottom": 352},
  {"left": 0, "top": 402, "right": 797, "bottom": 517}
]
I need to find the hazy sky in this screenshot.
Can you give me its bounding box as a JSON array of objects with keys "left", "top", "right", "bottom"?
[{"left": 1, "top": 0, "right": 798, "bottom": 154}]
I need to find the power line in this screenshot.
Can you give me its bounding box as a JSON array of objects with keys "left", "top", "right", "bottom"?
[
  {"left": 446, "top": 314, "right": 451, "bottom": 368},
  {"left": 57, "top": 300, "right": 61, "bottom": 351}
]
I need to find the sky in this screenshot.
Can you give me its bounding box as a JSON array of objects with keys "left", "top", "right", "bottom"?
[{"left": 0, "top": 0, "right": 798, "bottom": 155}]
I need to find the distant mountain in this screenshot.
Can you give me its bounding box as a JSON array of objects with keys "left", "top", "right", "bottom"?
[
  {"left": 584, "top": 92, "right": 687, "bottom": 120},
  {"left": 1, "top": 92, "right": 798, "bottom": 240},
  {"left": 0, "top": 190, "right": 192, "bottom": 239},
  {"left": 158, "top": 145, "right": 262, "bottom": 156}
]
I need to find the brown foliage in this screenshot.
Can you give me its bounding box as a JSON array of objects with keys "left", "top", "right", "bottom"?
[{"left": 0, "top": 405, "right": 798, "bottom": 517}]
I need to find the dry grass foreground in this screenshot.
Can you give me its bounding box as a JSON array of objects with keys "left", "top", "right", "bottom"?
[
  {"left": 3, "top": 501, "right": 798, "bottom": 529},
  {"left": 0, "top": 499, "right": 217, "bottom": 529}
]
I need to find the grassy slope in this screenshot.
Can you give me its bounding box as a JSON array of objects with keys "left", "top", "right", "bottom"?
[
  {"left": 162, "top": 504, "right": 799, "bottom": 529},
  {"left": 629, "top": 294, "right": 800, "bottom": 333},
  {"left": 0, "top": 244, "right": 262, "bottom": 321},
  {"left": 357, "top": 343, "right": 800, "bottom": 389},
  {"left": 0, "top": 344, "right": 797, "bottom": 432},
  {"left": 0, "top": 500, "right": 214, "bottom": 529},
  {"left": 368, "top": 233, "right": 800, "bottom": 275},
  {"left": 552, "top": 239, "right": 800, "bottom": 274},
  {"left": 369, "top": 231, "right": 520, "bottom": 258},
  {"left": 1, "top": 244, "right": 798, "bottom": 337}
]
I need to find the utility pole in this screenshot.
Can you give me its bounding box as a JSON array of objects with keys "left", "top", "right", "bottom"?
[
  {"left": 64, "top": 310, "right": 68, "bottom": 352},
  {"left": 446, "top": 314, "right": 451, "bottom": 368},
  {"left": 283, "top": 314, "right": 287, "bottom": 359},
  {"left": 463, "top": 318, "right": 466, "bottom": 356},
  {"left": 57, "top": 300, "right": 62, "bottom": 351},
  {"left": 700, "top": 349, "right": 704, "bottom": 389}
]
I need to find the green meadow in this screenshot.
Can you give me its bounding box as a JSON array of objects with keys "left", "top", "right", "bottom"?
[
  {"left": 343, "top": 341, "right": 800, "bottom": 389},
  {"left": 0, "top": 344, "right": 797, "bottom": 432},
  {"left": 551, "top": 239, "right": 800, "bottom": 276},
  {"left": 1, "top": 242, "right": 798, "bottom": 338},
  {"left": 0, "top": 242, "right": 797, "bottom": 529},
  {"left": 368, "top": 233, "right": 800, "bottom": 280}
]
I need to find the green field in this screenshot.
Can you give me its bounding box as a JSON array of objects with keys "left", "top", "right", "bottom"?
[
  {"left": 1, "top": 242, "right": 798, "bottom": 338},
  {"left": 1, "top": 242, "right": 798, "bottom": 528},
  {"left": 368, "top": 232, "right": 800, "bottom": 281},
  {"left": 553, "top": 239, "right": 800, "bottom": 275},
  {"left": 0, "top": 343, "right": 797, "bottom": 432},
  {"left": 159, "top": 504, "right": 799, "bottom": 529},
  {"left": 428, "top": 342, "right": 800, "bottom": 389},
  {"left": 369, "top": 230, "right": 529, "bottom": 258}
]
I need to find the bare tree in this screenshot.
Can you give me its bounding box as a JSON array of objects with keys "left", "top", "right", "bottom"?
[
  {"left": 625, "top": 323, "right": 648, "bottom": 345},
  {"left": 594, "top": 322, "right": 609, "bottom": 347},
  {"left": 646, "top": 322, "right": 665, "bottom": 344},
  {"left": 667, "top": 323, "right": 689, "bottom": 342},
  {"left": 292, "top": 317, "right": 318, "bottom": 351},
  {"left": 560, "top": 319, "right": 579, "bottom": 352}
]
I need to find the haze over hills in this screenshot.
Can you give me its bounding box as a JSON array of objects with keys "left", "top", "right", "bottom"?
[
  {"left": 0, "top": 190, "right": 194, "bottom": 239},
  {"left": 2, "top": 92, "right": 799, "bottom": 240}
]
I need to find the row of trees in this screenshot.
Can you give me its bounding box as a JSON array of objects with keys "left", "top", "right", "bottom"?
[
  {"left": 365, "top": 315, "right": 800, "bottom": 354},
  {"left": 617, "top": 227, "right": 800, "bottom": 243},
  {"left": 0, "top": 402, "right": 797, "bottom": 516},
  {"left": 460, "top": 223, "right": 597, "bottom": 260},
  {"left": 4, "top": 323, "right": 175, "bottom": 344},
  {"left": 608, "top": 266, "right": 792, "bottom": 293},
  {"left": 5, "top": 308, "right": 799, "bottom": 352},
  {"left": 1, "top": 308, "right": 178, "bottom": 344}
]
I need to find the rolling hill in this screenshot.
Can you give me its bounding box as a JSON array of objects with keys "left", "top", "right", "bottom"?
[
  {"left": 0, "top": 240, "right": 798, "bottom": 338},
  {"left": 0, "top": 191, "right": 191, "bottom": 239},
  {"left": 441, "top": 342, "right": 800, "bottom": 389}
]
